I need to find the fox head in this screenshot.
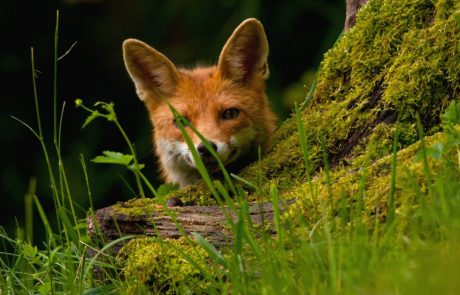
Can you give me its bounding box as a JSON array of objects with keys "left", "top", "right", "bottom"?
[{"left": 123, "top": 18, "right": 276, "bottom": 187}]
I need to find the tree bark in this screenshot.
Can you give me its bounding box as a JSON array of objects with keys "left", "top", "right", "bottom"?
[{"left": 345, "top": 0, "right": 368, "bottom": 30}]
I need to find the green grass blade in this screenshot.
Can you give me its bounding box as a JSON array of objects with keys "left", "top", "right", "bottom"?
[
  {"left": 53, "top": 10, "right": 59, "bottom": 144},
  {"left": 230, "top": 173, "right": 258, "bottom": 191},
  {"left": 79, "top": 154, "right": 94, "bottom": 210},
  {"left": 30, "top": 47, "right": 43, "bottom": 138},
  {"left": 10, "top": 116, "right": 40, "bottom": 140},
  {"left": 138, "top": 170, "right": 158, "bottom": 197},
  {"left": 192, "top": 232, "right": 227, "bottom": 268},
  {"left": 83, "top": 235, "right": 135, "bottom": 280},
  {"left": 168, "top": 105, "right": 219, "bottom": 197},
  {"left": 82, "top": 284, "right": 118, "bottom": 295},
  {"left": 214, "top": 180, "right": 236, "bottom": 212},
  {"left": 295, "top": 103, "right": 314, "bottom": 197},
  {"left": 234, "top": 206, "right": 245, "bottom": 256},
  {"left": 24, "top": 178, "right": 36, "bottom": 243},
  {"left": 33, "top": 195, "right": 56, "bottom": 248},
  {"left": 270, "top": 184, "right": 284, "bottom": 250},
  {"left": 387, "top": 125, "right": 399, "bottom": 225},
  {"left": 238, "top": 199, "right": 262, "bottom": 258},
  {"left": 319, "top": 132, "right": 333, "bottom": 214},
  {"left": 416, "top": 113, "right": 432, "bottom": 190},
  {"left": 57, "top": 206, "right": 79, "bottom": 246}
]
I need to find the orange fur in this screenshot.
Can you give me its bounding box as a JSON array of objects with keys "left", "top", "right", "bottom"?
[{"left": 123, "top": 18, "right": 277, "bottom": 187}]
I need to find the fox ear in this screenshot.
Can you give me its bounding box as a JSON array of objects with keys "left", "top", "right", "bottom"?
[
  {"left": 218, "top": 18, "right": 269, "bottom": 85},
  {"left": 123, "top": 39, "right": 179, "bottom": 102}
]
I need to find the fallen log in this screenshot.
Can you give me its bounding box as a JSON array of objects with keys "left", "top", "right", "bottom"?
[{"left": 87, "top": 198, "right": 295, "bottom": 254}]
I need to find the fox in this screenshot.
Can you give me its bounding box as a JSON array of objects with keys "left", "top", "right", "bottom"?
[{"left": 122, "top": 18, "right": 277, "bottom": 188}]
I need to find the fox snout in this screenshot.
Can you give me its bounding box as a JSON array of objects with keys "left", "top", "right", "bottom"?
[
  {"left": 186, "top": 140, "right": 238, "bottom": 171},
  {"left": 196, "top": 142, "right": 217, "bottom": 162}
]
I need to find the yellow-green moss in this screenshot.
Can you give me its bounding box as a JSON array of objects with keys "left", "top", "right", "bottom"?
[
  {"left": 285, "top": 131, "right": 452, "bottom": 227},
  {"left": 117, "top": 237, "right": 211, "bottom": 294},
  {"left": 111, "top": 197, "right": 160, "bottom": 216}
]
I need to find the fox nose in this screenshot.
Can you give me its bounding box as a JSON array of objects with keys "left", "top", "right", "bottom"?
[{"left": 197, "top": 141, "right": 217, "bottom": 158}]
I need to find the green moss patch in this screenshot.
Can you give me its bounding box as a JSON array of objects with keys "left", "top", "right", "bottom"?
[
  {"left": 111, "top": 197, "right": 159, "bottom": 216},
  {"left": 286, "top": 130, "right": 456, "bottom": 225},
  {"left": 117, "top": 237, "right": 212, "bottom": 294}
]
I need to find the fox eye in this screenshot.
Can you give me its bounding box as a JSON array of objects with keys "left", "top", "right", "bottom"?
[
  {"left": 222, "top": 108, "right": 240, "bottom": 120},
  {"left": 173, "top": 116, "right": 189, "bottom": 128}
]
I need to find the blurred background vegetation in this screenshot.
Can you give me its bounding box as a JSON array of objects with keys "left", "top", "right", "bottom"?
[{"left": 1, "top": 0, "right": 344, "bottom": 242}]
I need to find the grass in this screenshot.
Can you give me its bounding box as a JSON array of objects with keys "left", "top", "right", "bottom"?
[{"left": 2, "top": 9, "right": 460, "bottom": 295}]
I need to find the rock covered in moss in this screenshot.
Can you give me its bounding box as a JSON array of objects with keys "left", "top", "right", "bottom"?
[{"left": 117, "top": 237, "right": 212, "bottom": 294}]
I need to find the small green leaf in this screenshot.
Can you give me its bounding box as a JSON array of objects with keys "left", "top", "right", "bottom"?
[
  {"left": 156, "top": 183, "right": 179, "bottom": 197},
  {"left": 414, "top": 142, "right": 444, "bottom": 162},
  {"left": 91, "top": 151, "right": 133, "bottom": 166},
  {"left": 431, "top": 142, "right": 445, "bottom": 160},
  {"left": 22, "top": 243, "right": 37, "bottom": 259},
  {"left": 38, "top": 281, "right": 51, "bottom": 295},
  {"left": 82, "top": 111, "right": 102, "bottom": 128},
  {"left": 455, "top": 15, "right": 460, "bottom": 30},
  {"left": 94, "top": 101, "right": 106, "bottom": 107},
  {"left": 128, "top": 163, "right": 145, "bottom": 171},
  {"left": 442, "top": 100, "right": 460, "bottom": 125}
]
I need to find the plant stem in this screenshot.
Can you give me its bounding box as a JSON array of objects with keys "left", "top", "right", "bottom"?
[{"left": 113, "top": 119, "right": 145, "bottom": 198}]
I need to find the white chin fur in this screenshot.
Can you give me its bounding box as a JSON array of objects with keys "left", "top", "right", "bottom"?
[
  {"left": 158, "top": 140, "right": 198, "bottom": 187},
  {"left": 158, "top": 127, "right": 256, "bottom": 186}
]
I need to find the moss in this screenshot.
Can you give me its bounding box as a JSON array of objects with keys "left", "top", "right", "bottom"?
[
  {"left": 285, "top": 131, "right": 451, "bottom": 227},
  {"left": 110, "top": 197, "right": 161, "bottom": 217},
  {"left": 117, "top": 237, "right": 211, "bottom": 294},
  {"left": 172, "top": 181, "right": 216, "bottom": 206}
]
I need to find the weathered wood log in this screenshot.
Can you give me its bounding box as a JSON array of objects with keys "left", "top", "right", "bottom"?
[
  {"left": 87, "top": 199, "right": 295, "bottom": 254},
  {"left": 345, "top": 0, "right": 368, "bottom": 30}
]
